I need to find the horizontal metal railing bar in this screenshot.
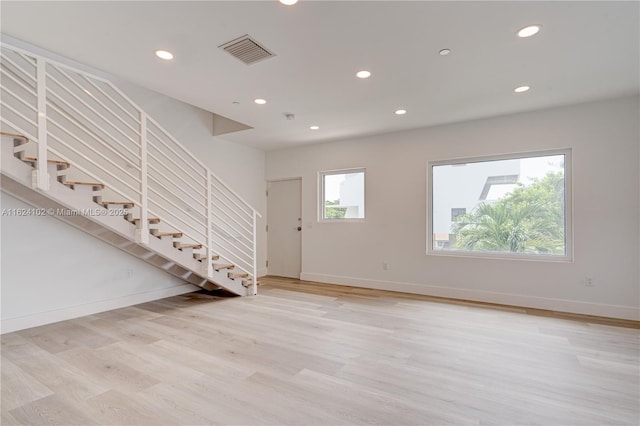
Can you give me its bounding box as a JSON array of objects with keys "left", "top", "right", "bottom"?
[
  {"left": 14, "top": 50, "right": 37, "bottom": 66},
  {"left": 212, "top": 220, "right": 253, "bottom": 253},
  {"left": 47, "top": 100, "right": 142, "bottom": 172},
  {"left": 210, "top": 245, "right": 253, "bottom": 274},
  {"left": 147, "top": 186, "right": 207, "bottom": 227},
  {"left": 48, "top": 146, "right": 141, "bottom": 204},
  {"left": 50, "top": 64, "right": 141, "bottom": 137},
  {"left": 213, "top": 223, "right": 253, "bottom": 249},
  {"left": 0, "top": 84, "right": 37, "bottom": 112},
  {"left": 1, "top": 43, "right": 129, "bottom": 100},
  {"left": 146, "top": 142, "right": 207, "bottom": 191},
  {"left": 147, "top": 173, "right": 207, "bottom": 212},
  {"left": 213, "top": 251, "right": 253, "bottom": 274},
  {"left": 147, "top": 154, "right": 207, "bottom": 205},
  {"left": 0, "top": 94, "right": 38, "bottom": 128},
  {"left": 1, "top": 43, "right": 145, "bottom": 121},
  {"left": 212, "top": 227, "right": 253, "bottom": 260},
  {"left": 0, "top": 66, "right": 37, "bottom": 95},
  {"left": 212, "top": 222, "right": 253, "bottom": 252},
  {"left": 211, "top": 174, "right": 261, "bottom": 218},
  {"left": 211, "top": 214, "right": 253, "bottom": 245},
  {"left": 47, "top": 87, "right": 141, "bottom": 161},
  {"left": 147, "top": 202, "right": 207, "bottom": 241},
  {"left": 48, "top": 132, "right": 142, "bottom": 200},
  {"left": 0, "top": 117, "right": 38, "bottom": 144},
  {"left": 147, "top": 208, "right": 207, "bottom": 247},
  {"left": 0, "top": 54, "right": 36, "bottom": 83},
  {"left": 80, "top": 74, "right": 140, "bottom": 124},
  {"left": 146, "top": 115, "right": 209, "bottom": 172},
  {"left": 210, "top": 193, "right": 254, "bottom": 229},
  {"left": 48, "top": 117, "right": 140, "bottom": 183},
  {"left": 46, "top": 72, "right": 140, "bottom": 149},
  {"left": 211, "top": 207, "right": 253, "bottom": 237},
  {"left": 147, "top": 168, "right": 207, "bottom": 210},
  {"left": 147, "top": 129, "right": 207, "bottom": 185},
  {"left": 210, "top": 187, "right": 254, "bottom": 226}
]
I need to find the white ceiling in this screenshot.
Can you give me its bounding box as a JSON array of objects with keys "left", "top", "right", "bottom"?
[{"left": 2, "top": 1, "right": 638, "bottom": 151}]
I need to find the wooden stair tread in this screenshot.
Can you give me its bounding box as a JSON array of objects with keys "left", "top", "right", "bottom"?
[
  {"left": 100, "top": 201, "right": 134, "bottom": 209},
  {"left": 194, "top": 254, "right": 220, "bottom": 261},
  {"left": 153, "top": 231, "right": 183, "bottom": 238},
  {"left": 174, "top": 243, "right": 203, "bottom": 249},
  {"left": 64, "top": 181, "right": 105, "bottom": 189},
  {"left": 23, "top": 157, "right": 70, "bottom": 167},
  {"left": 1, "top": 131, "right": 29, "bottom": 141},
  {"left": 213, "top": 264, "right": 234, "bottom": 271},
  {"left": 1, "top": 132, "right": 29, "bottom": 146},
  {"left": 130, "top": 217, "right": 161, "bottom": 224},
  {"left": 228, "top": 272, "right": 249, "bottom": 279}
]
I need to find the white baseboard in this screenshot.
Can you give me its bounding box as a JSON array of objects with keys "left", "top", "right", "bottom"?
[
  {"left": 300, "top": 272, "right": 640, "bottom": 321},
  {"left": 0, "top": 283, "right": 199, "bottom": 334}
]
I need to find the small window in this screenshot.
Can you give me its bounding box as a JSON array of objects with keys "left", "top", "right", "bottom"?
[
  {"left": 320, "top": 169, "right": 365, "bottom": 221},
  {"left": 428, "top": 149, "right": 572, "bottom": 260}
]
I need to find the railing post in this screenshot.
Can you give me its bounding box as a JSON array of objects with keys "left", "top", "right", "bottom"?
[
  {"left": 252, "top": 211, "right": 258, "bottom": 296},
  {"left": 136, "top": 112, "right": 149, "bottom": 245},
  {"left": 34, "top": 57, "right": 49, "bottom": 190},
  {"left": 205, "top": 172, "right": 214, "bottom": 278}
]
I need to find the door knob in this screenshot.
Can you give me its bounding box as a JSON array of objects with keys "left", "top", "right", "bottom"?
[{"left": 297, "top": 226, "right": 302, "bottom": 231}]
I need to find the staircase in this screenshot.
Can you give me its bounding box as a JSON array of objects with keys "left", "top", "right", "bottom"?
[{"left": 0, "top": 43, "right": 260, "bottom": 296}]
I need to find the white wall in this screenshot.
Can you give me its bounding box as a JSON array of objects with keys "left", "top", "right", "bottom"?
[
  {"left": 266, "top": 96, "right": 640, "bottom": 320},
  {"left": 0, "top": 194, "right": 196, "bottom": 333}
]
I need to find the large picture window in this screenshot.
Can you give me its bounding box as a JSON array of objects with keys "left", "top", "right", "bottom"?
[
  {"left": 320, "top": 169, "right": 365, "bottom": 221},
  {"left": 428, "top": 150, "right": 571, "bottom": 260}
]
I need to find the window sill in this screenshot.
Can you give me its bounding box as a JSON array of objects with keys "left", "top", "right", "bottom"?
[{"left": 427, "top": 249, "right": 573, "bottom": 263}]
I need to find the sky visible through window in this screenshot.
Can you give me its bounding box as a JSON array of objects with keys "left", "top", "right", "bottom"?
[{"left": 324, "top": 174, "right": 346, "bottom": 202}]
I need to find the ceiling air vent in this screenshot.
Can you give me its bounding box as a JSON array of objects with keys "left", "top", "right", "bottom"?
[{"left": 219, "top": 35, "right": 275, "bottom": 65}]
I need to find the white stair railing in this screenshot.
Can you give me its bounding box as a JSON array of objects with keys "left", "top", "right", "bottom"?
[{"left": 0, "top": 43, "right": 261, "bottom": 291}]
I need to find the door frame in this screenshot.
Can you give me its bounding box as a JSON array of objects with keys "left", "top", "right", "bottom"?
[{"left": 266, "top": 177, "right": 303, "bottom": 278}]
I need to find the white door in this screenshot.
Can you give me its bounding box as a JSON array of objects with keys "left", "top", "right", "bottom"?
[{"left": 267, "top": 179, "right": 302, "bottom": 278}]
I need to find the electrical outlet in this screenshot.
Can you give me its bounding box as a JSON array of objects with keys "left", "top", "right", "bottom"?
[
  {"left": 382, "top": 262, "right": 388, "bottom": 271},
  {"left": 585, "top": 275, "right": 594, "bottom": 287}
]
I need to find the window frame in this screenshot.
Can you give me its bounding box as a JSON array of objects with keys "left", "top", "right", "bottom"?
[
  {"left": 319, "top": 168, "right": 366, "bottom": 222},
  {"left": 427, "top": 149, "right": 573, "bottom": 262}
]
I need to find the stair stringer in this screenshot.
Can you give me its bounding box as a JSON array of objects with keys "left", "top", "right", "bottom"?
[{"left": 1, "top": 144, "right": 249, "bottom": 296}]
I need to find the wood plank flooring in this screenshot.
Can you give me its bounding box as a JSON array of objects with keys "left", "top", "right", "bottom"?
[{"left": 2, "top": 276, "right": 638, "bottom": 425}]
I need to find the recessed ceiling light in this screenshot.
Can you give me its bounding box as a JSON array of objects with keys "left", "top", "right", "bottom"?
[
  {"left": 254, "top": 98, "right": 267, "bottom": 105},
  {"left": 155, "top": 50, "right": 174, "bottom": 60},
  {"left": 439, "top": 49, "right": 451, "bottom": 56},
  {"left": 514, "top": 85, "right": 530, "bottom": 93},
  {"left": 395, "top": 109, "right": 407, "bottom": 115},
  {"left": 279, "top": 0, "right": 298, "bottom": 5},
  {"left": 517, "top": 25, "right": 541, "bottom": 38},
  {"left": 356, "top": 70, "right": 371, "bottom": 79},
  {"left": 309, "top": 125, "right": 320, "bottom": 130}
]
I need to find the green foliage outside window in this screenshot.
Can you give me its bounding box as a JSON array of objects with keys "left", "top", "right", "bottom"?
[
  {"left": 325, "top": 200, "right": 347, "bottom": 219},
  {"left": 452, "top": 172, "right": 565, "bottom": 254}
]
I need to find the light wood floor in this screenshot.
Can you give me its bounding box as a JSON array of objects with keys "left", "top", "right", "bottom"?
[{"left": 2, "top": 277, "right": 639, "bottom": 425}]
